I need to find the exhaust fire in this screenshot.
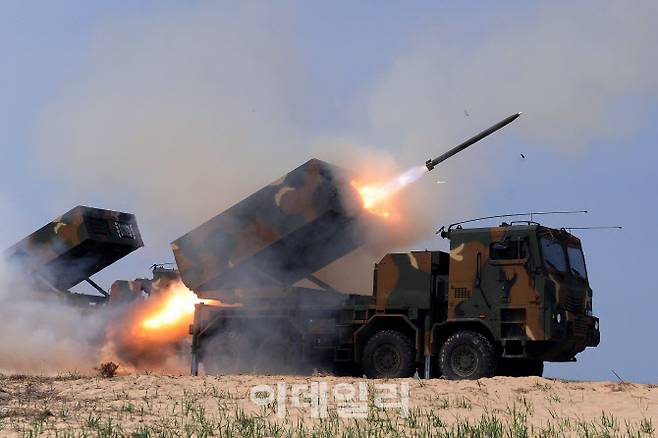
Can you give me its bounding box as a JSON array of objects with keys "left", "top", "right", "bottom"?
[
  {"left": 104, "top": 280, "right": 221, "bottom": 370},
  {"left": 140, "top": 285, "right": 203, "bottom": 331},
  {"left": 352, "top": 165, "right": 428, "bottom": 219}
]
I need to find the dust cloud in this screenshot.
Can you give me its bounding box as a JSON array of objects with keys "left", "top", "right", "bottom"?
[
  {"left": 0, "top": 252, "right": 197, "bottom": 374},
  {"left": 0, "top": 257, "right": 106, "bottom": 374}
]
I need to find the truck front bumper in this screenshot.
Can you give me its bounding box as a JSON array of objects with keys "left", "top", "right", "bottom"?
[{"left": 529, "top": 314, "right": 599, "bottom": 362}]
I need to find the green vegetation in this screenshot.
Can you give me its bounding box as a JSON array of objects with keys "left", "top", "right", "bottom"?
[
  {"left": 6, "top": 404, "right": 655, "bottom": 438},
  {"left": 0, "top": 375, "right": 654, "bottom": 437}
]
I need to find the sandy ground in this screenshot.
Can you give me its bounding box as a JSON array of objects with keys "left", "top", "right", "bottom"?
[{"left": 0, "top": 373, "right": 656, "bottom": 437}]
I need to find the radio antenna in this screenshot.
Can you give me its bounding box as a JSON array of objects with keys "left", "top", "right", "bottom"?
[
  {"left": 564, "top": 226, "right": 622, "bottom": 231},
  {"left": 442, "top": 210, "right": 588, "bottom": 233}
]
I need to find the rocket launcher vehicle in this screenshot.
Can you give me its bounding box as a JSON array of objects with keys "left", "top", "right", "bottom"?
[{"left": 4, "top": 205, "right": 143, "bottom": 302}]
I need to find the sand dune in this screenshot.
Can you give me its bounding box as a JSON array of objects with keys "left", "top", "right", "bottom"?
[{"left": 0, "top": 373, "right": 655, "bottom": 436}]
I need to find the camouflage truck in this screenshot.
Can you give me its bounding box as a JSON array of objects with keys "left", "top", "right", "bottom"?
[
  {"left": 4, "top": 205, "right": 143, "bottom": 305},
  {"left": 178, "top": 159, "right": 600, "bottom": 379}
]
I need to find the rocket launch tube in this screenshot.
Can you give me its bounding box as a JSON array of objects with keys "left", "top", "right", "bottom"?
[{"left": 425, "top": 112, "right": 522, "bottom": 171}]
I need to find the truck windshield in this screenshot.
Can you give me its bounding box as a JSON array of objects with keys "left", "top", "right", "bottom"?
[
  {"left": 540, "top": 237, "right": 567, "bottom": 272},
  {"left": 567, "top": 246, "right": 588, "bottom": 280}
]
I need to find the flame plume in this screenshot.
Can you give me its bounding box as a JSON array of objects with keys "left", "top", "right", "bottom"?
[
  {"left": 105, "top": 280, "right": 219, "bottom": 369},
  {"left": 352, "top": 165, "right": 427, "bottom": 220},
  {"left": 140, "top": 286, "right": 201, "bottom": 331}
]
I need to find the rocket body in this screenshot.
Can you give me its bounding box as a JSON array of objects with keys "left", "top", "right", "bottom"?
[{"left": 425, "top": 112, "right": 521, "bottom": 171}]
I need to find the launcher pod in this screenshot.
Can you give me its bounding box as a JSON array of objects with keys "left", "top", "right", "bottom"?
[{"left": 5, "top": 205, "right": 143, "bottom": 304}]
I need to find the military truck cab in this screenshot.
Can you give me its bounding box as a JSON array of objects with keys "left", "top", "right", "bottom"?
[{"left": 362, "top": 222, "right": 600, "bottom": 379}]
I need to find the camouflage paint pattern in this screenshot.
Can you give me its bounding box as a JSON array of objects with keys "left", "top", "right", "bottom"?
[
  {"left": 5, "top": 205, "right": 143, "bottom": 294},
  {"left": 374, "top": 251, "right": 436, "bottom": 310},
  {"left": 172, "top": 159, "right": 364, "bottom": 297},
  {"left": 447, "top": 226, "right": 541, "bottom": 339}
]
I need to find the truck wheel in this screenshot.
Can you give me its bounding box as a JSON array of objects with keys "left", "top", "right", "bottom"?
[
  {"left": 361, "top": 330, "right": 415, "bottom": 378},
  {"left": 439, "top": 331, "right": 496, "bottom": 380}
]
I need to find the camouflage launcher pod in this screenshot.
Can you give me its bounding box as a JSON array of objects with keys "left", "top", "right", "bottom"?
[
  {"left": 172, "top": 159, "right": 364, "bottom": 297},
  {"left": 5, "top": 205, "right": 143, "bottom": 302}
]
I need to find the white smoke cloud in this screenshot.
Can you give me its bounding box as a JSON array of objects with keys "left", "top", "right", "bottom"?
[
  {"left": 32, "top": 1, "right": 658, "bottom": 292},
  {"left": 36, "top": 2, "right": 306, "bottom": 240},
  {"left": 0, "top": 255, "right": 107, "bottom": 374}
]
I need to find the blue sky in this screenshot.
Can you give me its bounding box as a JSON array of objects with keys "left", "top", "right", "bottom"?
[{"left": 2, "top": 1, "right": 656, "bottom": 382}]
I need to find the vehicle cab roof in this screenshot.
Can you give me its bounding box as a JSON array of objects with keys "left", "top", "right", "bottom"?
[{"left": 447, "top": 223, "right": 582, "bottom": 245}]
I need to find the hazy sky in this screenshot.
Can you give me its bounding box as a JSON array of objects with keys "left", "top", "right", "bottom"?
[{"left": 2, "top": 1, "right": 657, "bottom": 382}]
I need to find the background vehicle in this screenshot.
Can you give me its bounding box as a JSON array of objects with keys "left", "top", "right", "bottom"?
[{"left": 4, "top": 205, "right": 143, "bottom": 306}]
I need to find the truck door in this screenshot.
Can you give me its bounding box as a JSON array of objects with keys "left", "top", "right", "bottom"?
[
  {"left": 430, "top": 251, "right": 449, "bottom": 324},
  {"left": 487, "top": 236, "right": 543, "bottom": 341}
]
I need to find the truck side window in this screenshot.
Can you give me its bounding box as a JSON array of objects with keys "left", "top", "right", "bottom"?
[{"left": 490, "top": 240, "right": 527, "bottom": 260}]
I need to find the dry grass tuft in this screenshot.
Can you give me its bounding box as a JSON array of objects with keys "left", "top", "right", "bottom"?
[{"left": 95, "top": 362, "right": 120, "bottom": 378}]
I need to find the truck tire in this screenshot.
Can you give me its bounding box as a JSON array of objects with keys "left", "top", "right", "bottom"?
[
  {"left": 439, "top": 331, "right": 496, "bottom": 380},
  {"left": 361, "top": 330, "right": 415, "bottom": 379}
]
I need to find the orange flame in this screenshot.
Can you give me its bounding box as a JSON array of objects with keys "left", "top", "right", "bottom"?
[
  {"left": 139, "top": 283, "right": 223, "bottom": 333},
  {"left": 104, "top": 280, "right": 224, "bottom": 369},
  {"left": 352, "top": 165, "right": 427, "bottom": 220},
  {"left": 351, "top": 181, "right": 395, "bottom": 219},
  {"left": 140, "top": 286, "right": 202, "bottom": 331}
]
